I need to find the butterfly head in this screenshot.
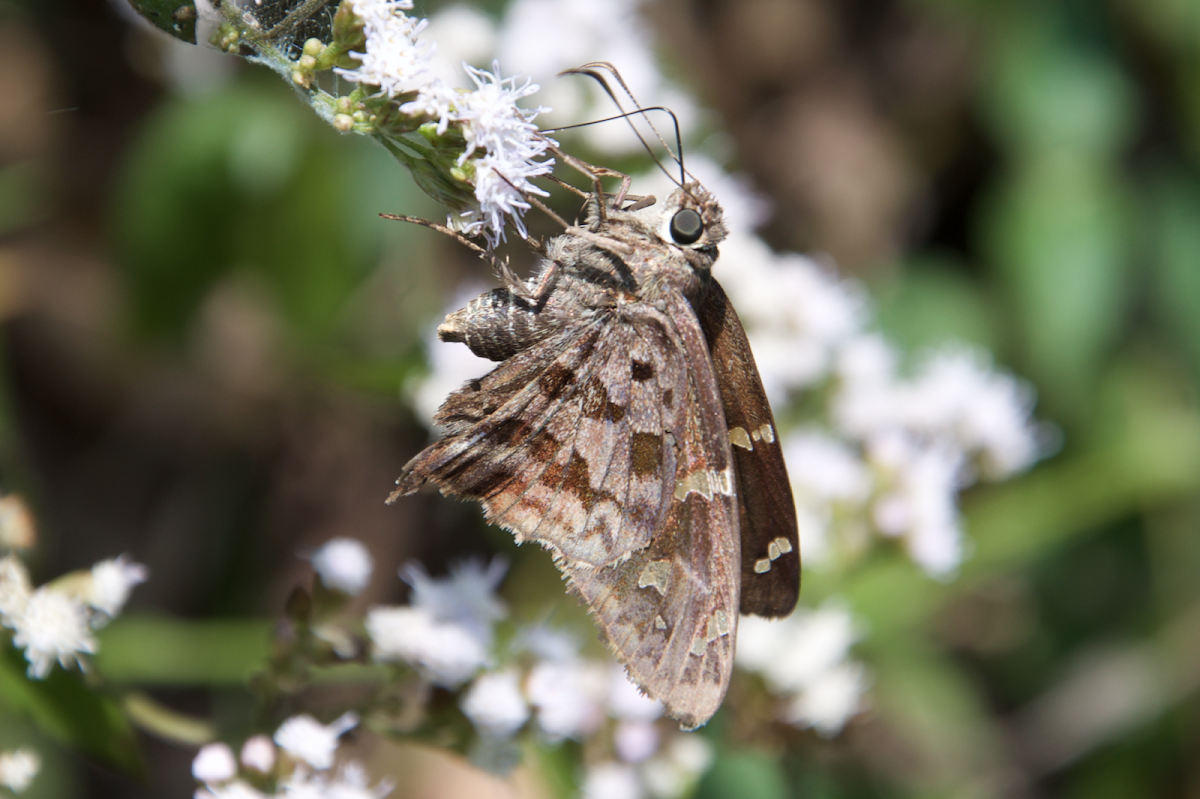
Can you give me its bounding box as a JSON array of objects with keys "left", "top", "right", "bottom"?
[{"left": 657, "top": 182, "right": 728, "bottom": 261}]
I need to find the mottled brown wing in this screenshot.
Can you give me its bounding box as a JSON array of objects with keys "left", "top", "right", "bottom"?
[
  {"left": 565, "top": 292, "right": 740, "bottom": 729},
  {"left": 697, "top": 280, "right": 800, "bottom": 618},
  {"left": 392, "top": 315, "right": 672, "bottom": 568},
  {"left": 393, "top": 294, "right": 741, "bottom": 727}
]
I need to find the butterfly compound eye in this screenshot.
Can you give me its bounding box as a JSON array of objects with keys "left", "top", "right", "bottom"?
[{"left": 669, "top": 208, "right": 704, "bottom": 245}]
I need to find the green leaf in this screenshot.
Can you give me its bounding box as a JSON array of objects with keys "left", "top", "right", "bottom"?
[
  {"left": 95, "top": 616, "right": 272, "bottom": 685},
  {"left": 979, "top": 157, "right": 1132, "bottom": 416},
  {"left": 877, "top": 251, "right": 999, "bottom": 354},
  {"left": 696, "top": 751, "right": 787, "bottom": 799},
  {"left": 868, "top": 638, "right": 1004, "bottom": 793},
  {"left": 0, "top": 648, "right": 144, "bottom": 777},
  {"left": 1148, "top": 171, "right": 1200, "bottom": 376},
  {"left": 111, "top": 79, "right": 378, "bottom": 346}
]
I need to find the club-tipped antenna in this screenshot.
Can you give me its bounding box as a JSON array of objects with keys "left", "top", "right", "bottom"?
[
  {"left": 558, "top": 62, "right": 689, "bottom": 188},
  {"left": 543, "top": 107, "right": 682, "bottom": 137}
]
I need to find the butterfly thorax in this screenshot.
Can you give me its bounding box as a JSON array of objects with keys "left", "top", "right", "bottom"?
[{"left": 439, "top": 183, "right": 728, "bottom": 364}]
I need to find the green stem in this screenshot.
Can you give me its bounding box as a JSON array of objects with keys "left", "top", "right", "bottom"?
[{"left": 123, "top": 692, "right": 215, "bottom": 746}]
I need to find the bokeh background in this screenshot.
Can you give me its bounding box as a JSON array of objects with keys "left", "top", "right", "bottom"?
[{"left": 1, "top": 0, "right": 1199, "bottom": 796}]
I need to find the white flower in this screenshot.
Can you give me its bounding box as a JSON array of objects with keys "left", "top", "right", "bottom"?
[
  {"left": 240, "top": 735, "right": 276, "bottom": 773},
  {"left": 613, "top": 720, "right": 659, "bottom": 763},
  {"left": 0, "top": 747, "right": 39, "bottom": 793},
  {"left": 461, "top": 670, "right": 529, "bottom": 736},
  {"left": 192, "top": 743, "right": 237, "bottom": 783},
  {"left": 337, "top": 0, "right": 435, "bottom": 98},
  {"left": 642, "top": 735, "right": 712, "bottom": 798},
  {"left": 737, "top": 602, "right": 869, "bottom": 736},
  {"left": 310, "top": 538, "right": 374, "bottom": 595},
  {"left": 526, "top": 659, "right": 607, "bottom": 740},
  {"left": 907, "top": 348, "right": 1040, "bottom": 477},
  {"left": 402, "top": 556, "right": 507, "bottom": 642},
  {"left": 583, "top": 762, "right": 644, "bottom": 799},
  {"left": 7, "top": 587, "right": 96, "bottom": 678},
  {"left": 607, "top": 666, "right": 663, "bottom": 721},
  {"left": 274, "top": 712, "right": 358, "bottom": 770},
  {"left": 366, "top": 605, "right": 488, "bottom": 686},
  {"left": 760, "top": 603, "right": 860, "bottom": 693},
  {"left": 277, "top": 761, "right": 393, "bottom": 799},
  {"left": 834, "top": 333, "right": 896, "bottom": 391},
  {"left": 784, "top": 430, "right": 871, "bottom": 505},
  {"left": 719, "top": 236, "right": 867, "bottom": 402},
  {"left": 0, "top": 555, "right": 32, "bottom": 622},
  {"left": 399, "top": 61, "right": 552, "bottom": 246},
  {"left": 88, "top": 554, "right": 149, "bottom": 616},
  {"left": 744, "top": 605, "right": 863, "bottom": 694},
  {"left": 196, "top": 779, "right": 270, "bottom": 799},
  {"left": 454, "top": 62, "right": 545, "bottom": 161},
  {"left": 519, "top": 623, "right": 581, "bottom": 662},
  {"left": 451, "top": 62, "right": 553, "bottom": 245},
  {"left": 869, "top": 436, "right": 965, "bottom": 577},
  {"left": 464, "top": 147, "right": 552, "bottom": 244},
  {"left": 397, "top": 79, "right": 459, "bottom": 135},
  {"left": 783, "top": 661, "right": 869, "bottom": 737}
]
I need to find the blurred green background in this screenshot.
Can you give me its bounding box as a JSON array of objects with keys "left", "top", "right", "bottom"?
[{"left": 0, "top": 0, "right": 1199, "bottom": 796}]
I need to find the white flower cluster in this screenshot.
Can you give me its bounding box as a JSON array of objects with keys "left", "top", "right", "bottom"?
[
  {"left": 0, "top": 552, "right": 147, "bottom": 679},
  {"left": 337, "top": 1, "right": 552, "bottom": 246},
  {"left": 310, "top": 537, "right": 375, "bottom": 596},
  {"left": 736, "top": 602, "right": 869, "bottom": 737},
  {"left": 0, "top": 747, "right": 40, "bottom": 794},
  {"left": 433, "top": 63, "right": 553, "bottom": 244},
  {"left": 711, "top": 194, "right": 1043, "bottom": 576},
  {"left": 336, "top": 0, "right": 433, "bottom": 98},
  {"left": 363, "top": 559, "right": 711, "bottom": 796},
  {"left": 193, "top": 713, "right": 391, "bottom": 799},
  {"left": 366, "top": 557, "right": 507, "bottom": 686}
]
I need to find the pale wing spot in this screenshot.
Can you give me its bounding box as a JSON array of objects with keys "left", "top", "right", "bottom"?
[
  {"left": 767, "top": 540, "right": 781, "bottom": 560},
  {"left": 758, "top": 423, "right": 776, "bottom": 443},
  {"left": 655, "top": 615, "right": 667, "bottom": 630},
  {"left": 674, "top": 471, "right": 711, "bottom": 501},
  {"left": 754, "top": 558, "right": 771, "bottom": 574},
  {"left": 750, "top": 428, "right": 761, "bottom": 442},
  {"left": 729, "top": 427, "right": 753, "bottom": 450},
  {"left": 691, "top": 610, "right": 732, "bottom": 656},
  {"left": 772, "top": 536, "right": 793, "bottom": 556},
  {"left": 673, "top": 469, "right": 735, "bottom": 502},
  {"left": 637, "top": 560, "right": 672, "bottom": 596}
]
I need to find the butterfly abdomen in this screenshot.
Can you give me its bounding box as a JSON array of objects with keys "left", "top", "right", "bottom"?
[{"left": 438, "top": 287, "right": 549, "bottom": 361}]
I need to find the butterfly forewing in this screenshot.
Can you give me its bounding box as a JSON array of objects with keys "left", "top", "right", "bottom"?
[{"left": 698, "top": 281, "right": 800, "bottom": 617}]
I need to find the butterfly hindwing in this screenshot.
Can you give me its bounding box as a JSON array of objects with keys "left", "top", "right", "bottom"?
[
  {"left": 394, "top": 292, "right": 740, "bottom": 727},
  {"left": 697, "top": 280, "right": 800, "bottom": 618},
  {"left": 564, "top": 293, "right": 739, "bottom": 729}
]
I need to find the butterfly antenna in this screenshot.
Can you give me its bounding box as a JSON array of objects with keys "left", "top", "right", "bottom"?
[{"left": 559, "top": 61, "right": 689, "bottom": 188}]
